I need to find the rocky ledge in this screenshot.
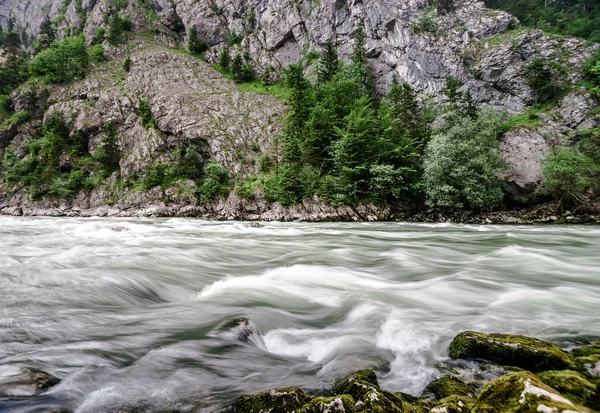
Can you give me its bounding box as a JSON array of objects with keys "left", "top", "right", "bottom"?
[{"left": 233, "top": 331, "right": 600, "bottom": 413}]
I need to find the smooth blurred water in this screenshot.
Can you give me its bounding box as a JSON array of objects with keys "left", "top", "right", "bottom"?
[{"left": 1, "top": 217, "right": 600, "bottom": 412}]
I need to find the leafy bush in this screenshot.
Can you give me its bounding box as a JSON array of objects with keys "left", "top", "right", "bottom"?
[
  {"left": 423, "top": 110, "right": 507, "bottom": 210},
  {"left": 263, "top": 164, "right": 298, "bottom": 206},
  {"left": 142, "top": 163, "right": 170, "bottom": 189},
  {"left": 136, "top": 97, "right": 157, "bottom": 129},
  {"left": 197, "top": 160, "right": 231, "bottom": 203},
  {"left": 107, "top": 15, "right": 133, "bottom": 45},
  {"left": 88, "top": 44, "right": 106, "bottom": 63},
  {"left": 29, "top": 35, "right": 88, "bottom": 83},
  {"left": 542, "top": 150, "right": 597, "bottom": 206}
]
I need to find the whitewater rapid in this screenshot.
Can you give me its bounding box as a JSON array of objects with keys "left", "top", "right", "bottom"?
[{"left": 1, "top": 217, "right": 599, "bottom": 412}]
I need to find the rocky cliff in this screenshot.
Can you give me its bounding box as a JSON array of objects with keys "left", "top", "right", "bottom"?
[{"left": 0, "top": 0, "right": 599, "bottom": 221}]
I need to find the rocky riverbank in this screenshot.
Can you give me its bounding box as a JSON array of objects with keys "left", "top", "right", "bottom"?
[
  {"left": 233, "top": 331, "right": 600, "bottom": 413},
  {"left": 1, "top": 187, "right": 599, "bottom": 224}
]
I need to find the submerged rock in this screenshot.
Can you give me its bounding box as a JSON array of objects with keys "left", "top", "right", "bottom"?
[
  {"left": 472, "top": 371, "right": 590, "bottom": 413},
  {"left": 424, "top": 375, "right": 477, "bottom": 400},
  {"left": 220, "top": 318, "right": 267, "bottom": 350},
  {"left": 332, "top": 370, "right": 402, "bottom": 413},
  {"left": 0, "top": 365, "right": 60, "bottom": 397},
  {"left": 448, "top": 331, "right": 576, "bottom": 372},
  {"left": 232, "top": 387, "right": 310, "bottom": 413}
]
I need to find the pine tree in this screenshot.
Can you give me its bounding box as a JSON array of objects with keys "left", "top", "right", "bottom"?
[
  {"left": 188, "top": 27, "right": 208, "bottom": 54},
  {"left": 219, "top": 47, "right": 231, "bottom": 72},
  {"left": 231, "top": 54, "right": 245, "bottom": 81},
  {"left": 35, "top": 19, "right": 57, "bottom": 53},
  {"left": 317, "top": 38, "right": 339, "bottom": 85},
  {"left": 437, "top": 0, "right": 456, "bottom": 15},
  {"left": 351, "top": 21, "right": 371, "bottom": 90},
  {"left": 285, "top": 64, "right": 313, "bottom": 137}
]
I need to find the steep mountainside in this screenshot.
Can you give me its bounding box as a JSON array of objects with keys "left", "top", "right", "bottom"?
[{"left": 0, "top": 0, "right": 599, "bottom": 221}]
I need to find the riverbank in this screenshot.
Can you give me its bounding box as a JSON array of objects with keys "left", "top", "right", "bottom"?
[{"left": 1, "top": 189, "right": 599, "bottom": 224}]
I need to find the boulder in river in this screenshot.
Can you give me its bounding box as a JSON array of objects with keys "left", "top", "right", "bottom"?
[
  {"left": 571, "top": 341, "right": 600, "bottom": 377},
  {"left": 472, "top": 371, "right": 589, "bottom": 413},
  {"left": 424, "top": 375, "right": 477, "bottom": 400},
  {"left": 430, "top": 395, "right": 474, "bottom": 413},
  {"left": 0, "top": 365, "right": 60, "bottom": 397},
  {"left": 448, "top": 331, "right": 576, "bottom": 372},
  {"left": 220, "top": 318, "right": 267, "bottom": 350},
  {"left": 232, "top": 387, "right": 310, "bottom": 413},
  {"left": 537, "top": 370, "right": 597, "bottom": 408}
]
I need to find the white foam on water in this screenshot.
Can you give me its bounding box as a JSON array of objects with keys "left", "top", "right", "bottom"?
[
  {"left": 197, "top": 265, "right": 391, "bottom": 307},
  {"left": 263, "top": 328, "right": 354, "bottom": 363},
  {"left": 376, "top": 311, "right": 440, "bottom": 395}
]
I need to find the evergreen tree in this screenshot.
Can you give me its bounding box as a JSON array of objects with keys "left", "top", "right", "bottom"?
[
  {"left": 351, "top": 21, "right": 370, "bottom": 89},
  {"left": 188, "top": 27, "right": 208, "bottom": 54},
  {"left": 524, "top": 58, "right": 566, "bottom": 104},
  {"left": 285, "top": 64, "right": 314, "bottom": 137},
  {"left": 36, "top": 19, "right": 57, "bottom": 53},
  {"left": 437, "top": 0, "right": 456, "bottom": 15},
  {"left": 317, "top": 38, "right": 339, "bottom": 85},
  {"left": 96, "top": 121, "right": 121, "bottom": 170},
  {"left": 7, "top": 16, "right": 14, "bottom": 33},
  {"left": 231, "top": 54, "right": 244, "bottom": 81},
  {"left": 219, "top": 47, "right": 231, "bottom": 72}
]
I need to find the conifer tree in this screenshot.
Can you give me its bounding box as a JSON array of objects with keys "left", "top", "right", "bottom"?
[
  {"left": 437, "top": 0, "right": 456, "bottom": 15},
  {"left": 219, "top": 47, "right": 231, "bottom": 72},
  {"left": 351, "top": 21, "right": 371, "bottom": 90},
  {"left": 188, "top": 27, "right": 208, "bottom": 54},
  {"left": 231, "top": 54, "right": 244, "bottom": 81},
  {"left": 317, "top": 38, "right": 339, "bottom": 85},
  {"left": 35, "top": 19, "right": 57, "bottom": 53}
]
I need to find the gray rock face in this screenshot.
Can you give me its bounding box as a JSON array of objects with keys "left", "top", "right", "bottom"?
[
  {"left": 0, "top": 0, "right": 595, "bottom": 112},
  {"left": 40, "top": 39, "right": 284, "bottom": 179}
]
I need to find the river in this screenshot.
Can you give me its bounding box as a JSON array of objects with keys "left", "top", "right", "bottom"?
[{"left": 1, "top": 217, "right": 600, "bottom": 412}]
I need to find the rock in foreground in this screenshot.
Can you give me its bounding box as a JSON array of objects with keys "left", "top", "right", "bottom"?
[
  {"left": 448, "top": 331, "right": 576, "bottom": 372},
  {"left": 0, "top": 365, "right": 60, "bottom": 397}
]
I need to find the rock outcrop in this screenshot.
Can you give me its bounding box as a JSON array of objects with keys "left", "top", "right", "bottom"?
[{"left": 0, "top": 366, "right": 60, "bottom": 398}]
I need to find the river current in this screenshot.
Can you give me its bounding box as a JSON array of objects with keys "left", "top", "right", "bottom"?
[{"left": 1, "top": 217, "right": 600, "bottom": 412}]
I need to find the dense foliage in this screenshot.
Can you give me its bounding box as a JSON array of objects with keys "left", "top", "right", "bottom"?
[{"left": 486, "top": 0, "right": 600, "bottom": 42}]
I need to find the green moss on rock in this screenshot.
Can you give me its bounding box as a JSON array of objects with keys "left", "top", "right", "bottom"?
[
  {"left": 537, "top": 370, "right": 596, "bottom": 407},
  {"left": 298, "top": 395, "right": 354, "bottom": 412},
  {"left": 362, "top": 389, "right": 403, "bottom": 413},
  {"left": 571, "top": 342, "right": 600, "bottom": 358},
  {"left": 473, "top": 371, "right": 590, "bottom": 413},
  {"left": 448, "top": 331, "right": 576, "bottom": 372},
  {"left": 431, "top": 395, "right": 474, "bottom": 413},
  {"left": 232, "top": 387, "right": 310, "bottom": 413},
  {"left": 424, "top": 375, "right": 477, "bottom": 399},
  {"left": 395, "top": 392, "right": 433, "bottom": 413},
  {"left": 332, "top": 369, "right": 379, "bottom": 394}
]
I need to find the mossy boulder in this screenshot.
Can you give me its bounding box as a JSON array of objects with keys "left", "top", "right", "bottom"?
[
  {"left": 424, "top": 375, "right": 477, "bottom": 399},
  {"left": 232, "top": 387, "right": 310, "bottom": 413},
  {"left": 298, "top": 395, "right": 354, "bottom": 412},
  {"left": 537, "top": 370, "right": 596, "bottom": 407},
  {"left": 572, "top": 341, "right": 600, "bottom": 377},
  {"left": 431, "top": 395, "right": 474, "bottom": 413},
  {"left": 395, "top": 392, "right": 433, "bottom": 413},
  {"left": 472, "top": 371, "right": 590, "bottom": 413},
  {"left": 333, "top": 369, "right": 379, "bottom": 394},
  {"left": 361, "top": 389, "right": 403, "bottom": 413},
  {"left": 448, "top": 331, "right": 576, "bottom": 372}
]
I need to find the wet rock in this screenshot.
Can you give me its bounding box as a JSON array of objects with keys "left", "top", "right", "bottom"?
[
  {"left": 431, "top": 395, "right": 474, "bottom": 413},
  {"left": 361, "top": 389, "right": 402, "bottom": 412},
  {"left": 246, "top": 222, "right": 262, "bottom": 228},
  {"left": 220, "top": 318, "right": 267, "bottom": 350},
  {"left": 232, "top": 387, "right": 310, "bottom": 413},
  {"left": 448, "top": 331, "right": 576, "bottom": 372},
  {"left": 424, "top": 375, "right": 477, "bottom": 400},
  {"left": 333, "top": 369, "right": 380, "bottom": 395},
  {"left": 394, "top": 392, "right": 433, "bottom": 413},
  {"left": 0, "top": 365, "right": 60, "bottom": 397},
  {"left": 572, "top": 341, "right": 600, "bottom": 377},
  {"left": 536, "top": 370, "right": 597, "bottom": 408},
  {"left": 111, "top": 226, "right": 129, "bottom": 232},
  {"left": 472, "top": 371, "right": 589, "bottom": 413},
  {"left": 298, "top": 395, "right": 355, "bottom": 412}
]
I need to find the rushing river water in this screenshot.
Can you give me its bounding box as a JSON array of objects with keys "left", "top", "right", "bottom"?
[{"left": 1, "top": 217, "right": 600, "bottom": 412}]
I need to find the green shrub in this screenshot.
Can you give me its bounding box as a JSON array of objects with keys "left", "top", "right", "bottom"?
[
  {"left": 234, "top": 175, "right": 259, "bottom": 200},
  {"left": 123, "top": 55, "right": 132, "bottom": 72},
  {"left": 142, "top": 163, "right": 170, "bottom": 189},
  {"left": 88, "top": 44, "right": 106, "bottom": 63},
  {"left": 218, "top": 48, "right": 231, "bottom": 72},
  {"left": 94, "top": 121, "right": 120, "bottom": 170},
  {"left": 136, "top": 97, "right": 157, "bottom": 129},
  {"left": 107, "top": 15, "right": 133, "bottom": 45},
  {"left": 29, "top": 35, "right": 88, "bottom": 83},
  {"left": 188, "top": 27, "right": 208, "bottom": 54},
  {"left": 524, "top": 58, "right": 566, "bottom": 105},
  {"left": 423, "top": 110, "right": 507, "bottom": 210},
  {"left": 542, "top": 150, "right": 597, "bottom": 206},
  {"left": 197, "top": 160, "right": 231, "bottom": 203},
  {"left": 258, "top": 154, "right": 274, "bottom": 173}
]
